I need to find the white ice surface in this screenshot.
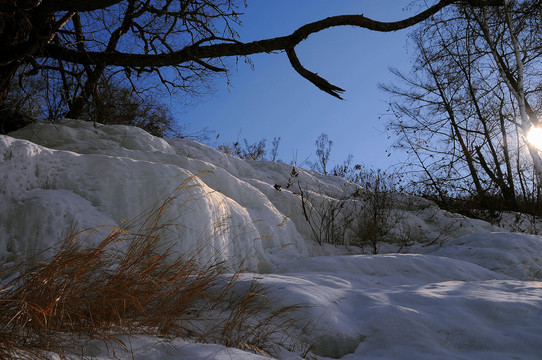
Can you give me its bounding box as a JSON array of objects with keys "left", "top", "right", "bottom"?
[{"left": 2, "top": 120, "right": 542, "bottom": 359}]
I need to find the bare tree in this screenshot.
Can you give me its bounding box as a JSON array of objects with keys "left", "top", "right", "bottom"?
[
  {"left": 466, "top": 1, "right": 542, "bottom": 184},
  {"left": 0, "top": 0, "right": 505, "bottom": 132},
  {"left": 384, "top": 0, "right": 542, "bottom": 213},
  {"left": 79, "top": 78, "right": 180, "bottom": 137}
]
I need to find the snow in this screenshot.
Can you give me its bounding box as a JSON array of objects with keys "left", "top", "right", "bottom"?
[{"left": 2, "top": 119, "right": 542, "bottom": 359}]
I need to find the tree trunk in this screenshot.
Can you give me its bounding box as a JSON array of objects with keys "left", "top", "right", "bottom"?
[
  {"left": 0, "top": 66, "right": 16, "bottom": 108},
  {"left": 472, "top": 5, "right": 542, "bottom": 185},
  {"left": 0, "top": 63, "right": 22, "bottom": 133}
]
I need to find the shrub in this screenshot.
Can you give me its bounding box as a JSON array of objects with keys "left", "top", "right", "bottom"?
[
  {"left": 218, "top": 138, "right": 267, "bottom": 161},
  {"left": 350, "top": 169, "right": 402, "bottom": 254},
  {"left": 291, "top": 165, "right": 408, "bottom": 253},
  {"left": 289, "top": 167, "right": 356, "bottom": 246}
]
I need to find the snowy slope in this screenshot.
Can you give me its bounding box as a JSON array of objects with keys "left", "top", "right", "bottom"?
[{"left": 2, "top": 119, "right": 542, "bottom": 359}]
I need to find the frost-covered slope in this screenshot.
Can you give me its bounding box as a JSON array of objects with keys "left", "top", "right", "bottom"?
[
  {"left": 1, "top": 119, "right": 497, "bottom": 269},
  {"left": 2, "top": 119, "right": 542, "bottom": 359},
  {"left": 2, "top": 120, "right": 313, "bottom": 271}
]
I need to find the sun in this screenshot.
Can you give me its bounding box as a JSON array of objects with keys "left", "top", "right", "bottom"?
[{"left": 527, "top": 126, "right": 542, "bottom": 151}]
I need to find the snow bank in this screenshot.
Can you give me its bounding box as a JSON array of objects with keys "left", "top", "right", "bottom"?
[
  {"left": 2, "top": 119, "right": 542, "bottom": 359},
  {"left": 266, "top": 254, "right": 542, "bottom": 359},
  {"left": 431, "top": 232, "right": 542, "bottom": 280}
]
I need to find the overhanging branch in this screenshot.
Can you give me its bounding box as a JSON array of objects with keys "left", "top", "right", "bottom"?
[{"left": 39, "top": 0, "right": 505, "bottom": 98}]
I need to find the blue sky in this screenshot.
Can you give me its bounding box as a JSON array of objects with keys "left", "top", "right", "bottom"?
[{"left": 176, "top": 0, "right": 419, "bottom": 170}]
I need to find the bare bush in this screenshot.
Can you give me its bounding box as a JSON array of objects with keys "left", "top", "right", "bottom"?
[
  {"left": 288, "top": 167, "right": 354, "bottom": 246},
  {"left": 218, "top": 138, "right": 267, "bottom": 161},
  {"left": 291, "top": 164, "right": 412, "bottom": 253},
  {"left": 351, "top": 169, "right": 403, "bottom": 254}
]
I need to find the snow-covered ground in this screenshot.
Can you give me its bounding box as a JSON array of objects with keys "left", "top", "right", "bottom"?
[{"left": 2, "top": 119, "right": 542, "bottom": 359}]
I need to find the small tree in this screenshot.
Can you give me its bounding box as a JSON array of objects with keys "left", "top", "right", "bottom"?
[
  {"left": 290, "top": 167, "right": 355, "bottom": 246},
  {"left": 80, "top": 79, "right": 180, "bottom": 137},
  {"left": 291, "top": 162, "right": 406, "bottom": 252},
  {"left": 270, "top": 137, "right": 281, "bottom": 162},
  {"left": 311, "top": 133, "right": 333, "bottom": 175}
]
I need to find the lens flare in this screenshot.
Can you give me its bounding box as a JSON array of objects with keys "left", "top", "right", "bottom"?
[{"left": 527, "top": 127, "right": 542, "bottom": 151}]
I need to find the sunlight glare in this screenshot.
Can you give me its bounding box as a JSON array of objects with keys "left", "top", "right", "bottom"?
[{"left": 527, "top": 126, "right": 542, "bottom": 150}]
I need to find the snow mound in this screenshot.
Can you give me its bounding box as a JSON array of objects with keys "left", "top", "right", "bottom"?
[
  {"left": 431, "top": 232, "right": 542, "bottom": 280},
  {"left": 244, "top": 254, "right": 542, "bottom": 359}
]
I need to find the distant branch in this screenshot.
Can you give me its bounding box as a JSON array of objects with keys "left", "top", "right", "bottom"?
[{"left": 193, "top": 58, "right": 227, "bottom": 72}]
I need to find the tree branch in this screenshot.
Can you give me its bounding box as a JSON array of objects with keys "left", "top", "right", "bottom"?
[
  {"left": 38, "top": 0, "right": 123, "bottom": 12},
  {"left": 286, "top": 47, "right": 344, "bottom": 99},
  {"left": 40, "top": 0, "right": 504, "bottom": 98},
  {"left": 44, "top": 0, "right": 461, "bottom": 64},
  {"left": 193, "top": 58, "right": 227, "bottom": 72}
]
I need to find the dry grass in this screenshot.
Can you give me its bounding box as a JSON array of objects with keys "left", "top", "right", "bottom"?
[{"left": 0, "top": 177, "right": 309, "bottom": 359}]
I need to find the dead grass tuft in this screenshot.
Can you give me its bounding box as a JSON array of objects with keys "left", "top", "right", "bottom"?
[{"left": 0, "top": 176, "right": 310, "bottom": 359}]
